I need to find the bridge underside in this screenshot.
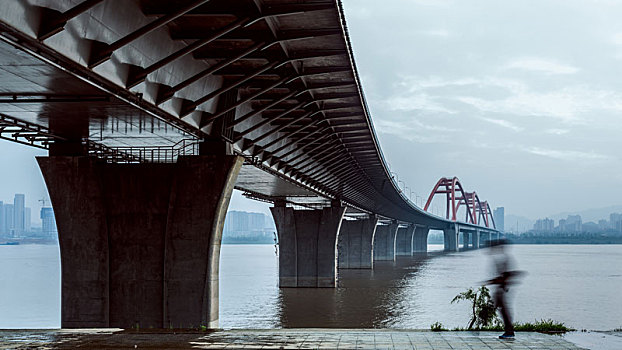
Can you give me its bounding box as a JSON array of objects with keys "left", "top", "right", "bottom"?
[
  {"left": 0, "top": 0, "right": 500, "bottom": 329},
  {"left": 0, "top": 0, "right": 457, "bottom": 224}
]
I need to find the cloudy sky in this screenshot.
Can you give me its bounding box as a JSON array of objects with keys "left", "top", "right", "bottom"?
[
  {"left": 2, "top": 0, "right": 622, "bottom": 220},
  {"left": 340, "top": 0, "right": 622, "bottom": 218}
]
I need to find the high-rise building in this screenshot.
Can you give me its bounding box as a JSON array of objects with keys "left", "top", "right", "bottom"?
[
  {"left": 13, "top": 194, "right": 25, "bottom": 236},
  {"left": 493, "top": 207, "right": 505, "bottom": 232},
  {"left": 41, "top": 207, "right": 57, "bottom": 237},
  {"left": 610, "top": 213, "right": 622, "bottom": 233},
  {"left": 534, "top": 218, "right": 555, "bottom": 231},
  {"left": 4, "top": 204, "right": 14, "bottom": 236},
  {"left": 223, "top": 211, "right": 271, "bottom": 238},
  {"left": 565, "top": 215, "right": 582, "bottom": 232}
]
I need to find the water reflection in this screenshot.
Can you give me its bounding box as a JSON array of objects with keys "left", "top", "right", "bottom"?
[{"left": 278, "top": 255, "right": 436, "bottom": 328}]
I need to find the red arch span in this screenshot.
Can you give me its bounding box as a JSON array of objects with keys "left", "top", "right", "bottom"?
[{"left": 423, "top": 177, "right": 496, "bottom": 229}]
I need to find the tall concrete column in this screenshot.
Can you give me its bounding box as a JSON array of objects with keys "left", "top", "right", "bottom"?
[
  {"left": 373, "top": 221, "right": 399, "bottom": 261},
  {"left": 443, "top": 225, "right": 459, "bottom": 252},
  {"left": 395, "top": 224, "right": 416, "bottom": 256},
  {"left": 271, "top": 205, "right": 346, "bottom": 287},
  {"left": 337, "top": 216, "right": 378, "bottom": 269},
  {"left": 472, "top": 229, "right": 480, "bottom": 249},
  {"left": 462, "top": 232, "right": 470, "bottom": 249},
  {"left": 412, "top": 226, "right": 429, "bottom": 253},
  {"left": 38, "top": 155, "right": 243, "bottom": 329},
  {"left": 481, "top": 231, "right": 490, "bottom": 247}
]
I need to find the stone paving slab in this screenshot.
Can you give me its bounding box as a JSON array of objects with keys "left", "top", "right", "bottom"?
[{"left": 0, "top": 329, "right": 587, "bottom": 349}]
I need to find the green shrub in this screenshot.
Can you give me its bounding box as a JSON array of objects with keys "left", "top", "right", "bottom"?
[
  {"left": 450, "top": 287, "right": 573, "bottom": 333},
  {"left": 451, "top": 286, "right": 500, "bottom": 329},
  {"left": 430, "top": 322, "right": 447, "bottom": 331}
]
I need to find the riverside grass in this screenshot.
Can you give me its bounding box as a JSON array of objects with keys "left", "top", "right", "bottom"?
[
  {"left": 431, "top": 286, "right": 574, "bottom": 333},
  {"left": 430, "top": 319, "right": 574, "bottom": 333}
]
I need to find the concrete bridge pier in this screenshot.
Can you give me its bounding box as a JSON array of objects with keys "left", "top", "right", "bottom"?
[
  {"left": 271, "top": 203, "right": 346, "bottom": 287},
  {"left": 373, "top": 221, "right": 399, "bottom": 261},
  {"left": 395, "top": 224, "right": 416, "bottom": 256},
  {"left": 472, "top": 229, "right": 481, "bottom": 249},
  {"left": 443, "top": 226, "right": 459, "bottom": 252},
  {"left": 462, "top": 231, "right": 471, "bottom": 250},
  {"left": 337, "top": 215, "right": 379, "bottom": 269},
  {"left": 412, "top": 226, "right": 430, "bottom": 253},
  {"left": 480, "top": 231, "right": 490, "bottom": 247},
  {"left": 38, "top": 155, "right": 243, "bottom": 329}
]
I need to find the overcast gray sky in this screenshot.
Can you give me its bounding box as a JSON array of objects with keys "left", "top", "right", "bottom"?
[
  {"left": 341, "top": 0, "right": 622, "bottom": 218},
  {"left": 2, "top": 0, "right": 622, "bottom": 220}
]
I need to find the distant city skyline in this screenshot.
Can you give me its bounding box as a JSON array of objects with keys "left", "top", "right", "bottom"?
[
  {"left": 0, "top": 191, "right": 56, "bottom": 239},
  {"left": 0, "top": 193, "right": 41, "bottom": 227},
  {"left": 533, "top": 212, "right": 622, "bottom": 233}
]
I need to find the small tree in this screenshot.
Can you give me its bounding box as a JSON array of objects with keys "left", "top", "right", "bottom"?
[{"left": 451, "top": 286, "right": 499, "bottom": 329}]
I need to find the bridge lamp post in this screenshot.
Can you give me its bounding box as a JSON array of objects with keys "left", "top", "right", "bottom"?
[{"left": 398, "top": 180, "right": 405, "bottom": 193}]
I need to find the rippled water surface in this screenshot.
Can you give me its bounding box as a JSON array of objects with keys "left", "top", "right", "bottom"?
[
  {"left": 220, "top": 244, "right": 622, "bottom": 330},
  {"left": 1, "top": 244, "right": 620, "bottom": 330}
]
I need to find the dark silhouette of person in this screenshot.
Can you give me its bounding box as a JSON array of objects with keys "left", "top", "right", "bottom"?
[{"left": 486, "top": 239, "right": 521, "bottom": 339}]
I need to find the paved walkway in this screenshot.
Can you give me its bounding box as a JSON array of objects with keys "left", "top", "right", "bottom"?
[
  {"left": 0, "top": 329, "right": 589, "bottom": 349},
  {"left": 0, "top": 329, "right": 583, "bottom": 350}
]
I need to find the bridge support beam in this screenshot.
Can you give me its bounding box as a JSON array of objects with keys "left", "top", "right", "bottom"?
[
  {"left": 443, "top": 226, "right": 459, "bottom": 252},
  {"left": 37, "top": 155, "right": 243, "bottom": 329},
  {"left": 271, "top": 205, "right": 346, "bottom": 287},
  {"left": 337, "top": 216, "right": 378, "bottom": 269},
  {"left": 412, "top": 226, "right": 430, "bottom": 253},
  {"left": 373, "top": 221, "right": 399, "bottom": 261},
  {"left": 395, "top": 224, "right": 416, "bottom": 256}
]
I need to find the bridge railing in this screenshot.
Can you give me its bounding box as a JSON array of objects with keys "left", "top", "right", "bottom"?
[
  {"left": 86, "top": 138, "right": 199, "bottom": 163},
  {"left": 386, "top": 166, "right": 446, "bottom": 218}
]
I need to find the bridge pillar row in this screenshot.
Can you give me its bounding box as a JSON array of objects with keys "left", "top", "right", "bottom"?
[
  {"left": 38, "top": 155, "right": 243, "bottom": 329},
  {"left": 395, "top": 224, "right": 416, "bottom": 256},
  {"left": 271, "top": 203, "right": 346, "bottom": 287},
  {"left": 443, "top": 225, "right": 459, "bottom": 252},
  {"left": 373, "top": 221, "right": 399, "bottom": 261},
  {"left": 337, "top": 215, "right": 379, "bottom": 269},
  {"left": 412, "top": 226, "right": 430, "bottom": 253}
]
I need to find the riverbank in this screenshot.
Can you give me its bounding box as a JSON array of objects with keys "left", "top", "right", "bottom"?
[{"left": 0, "top": 329, "right": 598, "bottom": 349}]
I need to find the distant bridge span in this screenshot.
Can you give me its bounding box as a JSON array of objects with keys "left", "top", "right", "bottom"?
[
  {"left": 0, "top": 0, "right": 500, "bottom": 328},
  {"left": 424, "top": 177, "right": 496, "bottom": 229}
]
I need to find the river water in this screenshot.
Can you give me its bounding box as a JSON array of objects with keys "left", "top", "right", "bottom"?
[{"left": 0, "top": 244, "right": 620, "bottom": 330}]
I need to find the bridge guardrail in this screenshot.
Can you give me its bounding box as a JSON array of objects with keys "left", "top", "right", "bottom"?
[{"left": 85, "top": 138, "right": 199, "bottom": 163}]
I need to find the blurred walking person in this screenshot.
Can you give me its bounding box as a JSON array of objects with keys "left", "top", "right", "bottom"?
[{"left": 486, "top": 240, "right": 522, "bottom": 339}]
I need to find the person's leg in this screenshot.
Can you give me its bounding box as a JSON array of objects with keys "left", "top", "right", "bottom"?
[{"left": 495, "top": 288, "right": 514, "bottom": 337}]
